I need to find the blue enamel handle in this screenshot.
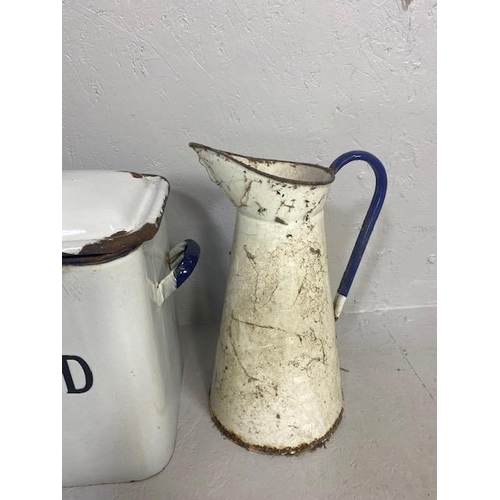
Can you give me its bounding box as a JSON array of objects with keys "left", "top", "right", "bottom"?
[
  {"left": 173, "top": 239, "right": 201, "bottom": 289},
  {"left": 157, "top": 239, "right": 200, "bottom": 305},
  {"left": 330, "top": 151, "right": 387, "bottom": 319}
]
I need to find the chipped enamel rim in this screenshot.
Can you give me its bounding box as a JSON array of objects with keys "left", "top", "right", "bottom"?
[
  {"left": 62, "top": 171, "right": 170, "bottom": 266},
  {"left": 189, "top": 142, "right": 335, "bottom": 186}
]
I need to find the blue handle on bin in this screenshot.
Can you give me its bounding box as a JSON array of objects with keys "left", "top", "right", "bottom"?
[{"left": 173, "top": 239, "right": 201, "bottom": 289}]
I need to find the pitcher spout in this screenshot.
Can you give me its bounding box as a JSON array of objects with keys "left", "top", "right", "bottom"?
[
  {"left": 189, "top": 142, "right": 335, "bottom": 224},
  {"left": 189, "top": 143, "right": 244, "bottom": 207}
]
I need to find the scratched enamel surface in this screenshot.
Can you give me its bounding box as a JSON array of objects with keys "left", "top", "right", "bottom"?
[
  {"left": 212, "top": 211, "right": 343, "bottom": 450},
  {"left": 192, "top": 144, "right": 343, "bottom": 451}
]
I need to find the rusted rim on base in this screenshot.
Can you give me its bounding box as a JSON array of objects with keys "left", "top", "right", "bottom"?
[{"left": 210, "top": 408, "right": 343, "bottom": 456}]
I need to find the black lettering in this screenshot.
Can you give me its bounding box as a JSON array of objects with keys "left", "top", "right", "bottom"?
[{"left": 62, "top": 355, "right": 93, "bottom": 394}]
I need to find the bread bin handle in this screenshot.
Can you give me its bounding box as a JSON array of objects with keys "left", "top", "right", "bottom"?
[{"left": 157, "top": 239, "right": 200, "bottom": 305}]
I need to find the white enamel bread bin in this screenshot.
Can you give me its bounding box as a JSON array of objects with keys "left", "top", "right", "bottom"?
[{"left": 62, "top": 170, "right": 200, "bottom": 487}]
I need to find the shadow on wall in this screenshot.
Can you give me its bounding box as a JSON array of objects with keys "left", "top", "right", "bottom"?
[{"left": 165, "top": 185, "right": 233, "bottom": 326}]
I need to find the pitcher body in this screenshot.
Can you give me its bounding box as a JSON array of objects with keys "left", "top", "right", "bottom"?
[
  {"left": 213, "top": 206, "right": 343, "bottom": 452},
  {"left": 190, "top": 143, "right": 386, "bottom": 453}
]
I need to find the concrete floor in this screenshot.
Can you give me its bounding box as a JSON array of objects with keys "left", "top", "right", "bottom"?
[{"left": 62, "top": 306, "right": 436, "bottom": 500}]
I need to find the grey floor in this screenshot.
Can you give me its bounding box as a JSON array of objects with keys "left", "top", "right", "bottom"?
[{"left": 62, "top": 307, "right": 436, "bottom": 500}]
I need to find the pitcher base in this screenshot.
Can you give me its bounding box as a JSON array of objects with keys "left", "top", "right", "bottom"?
[{"left": 210, "top": 408, "right": 343, "bottom": 456}]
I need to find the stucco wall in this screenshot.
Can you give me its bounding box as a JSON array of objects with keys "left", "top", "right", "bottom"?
[{"left": 63, "top": 0, "right": 436, "bottom": 325}]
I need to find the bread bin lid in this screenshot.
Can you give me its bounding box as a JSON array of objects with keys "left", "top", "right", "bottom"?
[{"left": 62, "top": 170, "right": 170, "bottom": 264}]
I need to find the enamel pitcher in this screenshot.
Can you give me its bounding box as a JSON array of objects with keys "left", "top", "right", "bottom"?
[{"left": 190, "top": 143, "right": 387, "bottom": 454}]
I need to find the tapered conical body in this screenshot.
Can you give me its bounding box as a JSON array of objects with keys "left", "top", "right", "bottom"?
[{"left": 190, "top": 143, "right": 343, "bottom": 453}]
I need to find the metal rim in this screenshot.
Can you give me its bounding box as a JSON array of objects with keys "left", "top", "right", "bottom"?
[
  {"left": 189, "top": 142, "right": 335, "bottom": 186},
  {"left": 210, "top": 408, "right": 343, "bottom": 455},
  {"left": 62, "top": 172, "right": 169, "bottom": 266}
]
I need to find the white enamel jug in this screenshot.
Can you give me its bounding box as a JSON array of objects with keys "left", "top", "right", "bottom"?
[
  {"left": 190, "top": 143, "right": 386, "bottom": 454},
  {"left": 62, "top": 170, "right": 200, "bottom": 486}
]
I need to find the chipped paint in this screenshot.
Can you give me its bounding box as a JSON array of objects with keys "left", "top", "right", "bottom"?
[
  {"left": 62, "top": 173, "right": 197, "bottom": 486},
  {"left": 62, "top": 222, "right": 159, "bottom": 265},
  {"left": 62, "top": 170, "right": 170, "bottom": 263},
  {"left": 192, "top": 144, "right": 343, "bottom": 452}
]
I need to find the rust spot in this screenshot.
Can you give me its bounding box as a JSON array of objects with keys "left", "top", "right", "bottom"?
[
  {"left": 275, "top": 217, "right": 288, "bottom": 225},
  {"left": 243, "top": 245, "right": 256, "bottom": 261},
  {"left": 63, "top": 173, "right": 168, "bottom": 266},
  {"left": 62, "top": 245, "right": 139, "bottom": 266},
  {"left": 210, "top": 408, "right": 343, "bottom": 456},
  {"left": 123, "top": 171, "right": 168, "bottom": 183},
  {"left": 309, "top": 247, "right": 321, "bottom": 256},
  {"left": 256, "top": 202, "right": 267, "bottom": 215},
  {"left": 254, "top": 385, "right": 265, "bottom": 398},
  {"left": 81, "top": 222, "right": 156, "bottom": 255}
]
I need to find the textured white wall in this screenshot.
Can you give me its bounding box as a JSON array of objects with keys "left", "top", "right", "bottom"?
[{"left": 63, "top": 0, "right": 436, "bottom": 325}]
